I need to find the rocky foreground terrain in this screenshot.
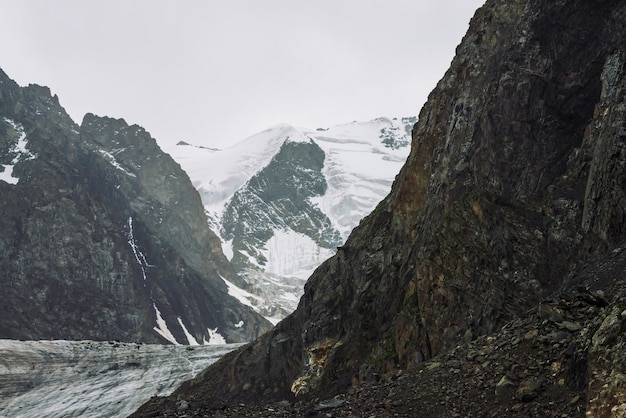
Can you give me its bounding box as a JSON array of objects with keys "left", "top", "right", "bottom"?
[
  {"left": 134, "top": 0, "right": 626, "bottom": 416},
  {"left": 147, "top": 282, "right": 624, "bottom": 417}
]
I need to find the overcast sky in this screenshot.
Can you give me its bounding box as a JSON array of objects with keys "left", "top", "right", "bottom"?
[{"left": 0, "top": 1, "right": 484, "bottom": 149}]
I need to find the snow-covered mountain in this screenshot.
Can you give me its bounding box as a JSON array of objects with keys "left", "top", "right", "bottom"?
[{"left": 168, "top": 117, "right": 413, "bottom": 322}]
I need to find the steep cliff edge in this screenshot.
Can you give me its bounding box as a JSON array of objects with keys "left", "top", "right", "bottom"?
[
  {"left": 0, "top": 72, "right": 271, "bottom": 343},
  {"left": 134, "top": 0, "right": 626, "bottom": 415}
]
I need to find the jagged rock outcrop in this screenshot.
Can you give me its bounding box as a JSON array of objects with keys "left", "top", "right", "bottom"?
[
  {"left": 0, "top": 71, "right": 271, "bottom": 343},
  {"left": 135, "top": 0, "right": 626, "bottom": 415}
]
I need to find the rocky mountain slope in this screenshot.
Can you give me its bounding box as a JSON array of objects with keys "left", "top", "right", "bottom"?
[
  {"left": 0, "top": 71, "right": 271, "bottom": 344},
  {"left": 168, "top": 119, "right": 412, "bottom": 321},
  {"left": 133, "top": 0, "right": 626, "bottom": 416}
]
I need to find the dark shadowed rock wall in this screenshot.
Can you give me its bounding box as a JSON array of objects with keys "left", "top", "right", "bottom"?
[{"left": 0, "top": 72, "right": 271, "bottom": 343}]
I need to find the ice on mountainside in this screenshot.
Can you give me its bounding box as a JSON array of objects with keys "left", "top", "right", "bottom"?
[
  {"left": 0, "top": 339, "right": 239, "bottom": 417},
  {"left": 168, "top": 117, "right": 413, "bottom": 322},
  {"left": 127, "top": 217, "right": 152, "bottom": 284},
  {"left": 178, "top": 318, "right": 200, "bottom": 345},
  {"left": 0, "top": 118, "right": 36, "bottom": 185},
  {"left": 153, "top": 303, "right": 180, "bottom": 345},
  {"left": 98, "top": 149, "right": 136, "bottom": 177}
]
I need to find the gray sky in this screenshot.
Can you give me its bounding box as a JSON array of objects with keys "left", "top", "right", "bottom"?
[{"left": 0, "top": 1, "right": 484, "bottom": 148}]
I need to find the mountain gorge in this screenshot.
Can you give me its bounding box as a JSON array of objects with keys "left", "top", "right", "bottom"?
[
  {"left": 134, "top": 0, "right": 626, "bottom": 416},
  {"left": 0, "top": 72, "right": 271, "bottom": 344}
]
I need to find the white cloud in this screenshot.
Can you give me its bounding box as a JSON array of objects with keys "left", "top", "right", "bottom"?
[{"left": 0, "top": 0, "right": 484, "bottom": 148}]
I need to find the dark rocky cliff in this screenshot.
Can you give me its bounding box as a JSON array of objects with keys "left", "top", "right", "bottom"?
[
  {"left": 0, "top": 72, "right": 271, "bottom": 343},
  {"left": 133, "top": 0, "right": 626, "bottom": 415}
]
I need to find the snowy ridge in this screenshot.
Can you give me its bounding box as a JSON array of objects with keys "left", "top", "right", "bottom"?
[
  {"left": 306, "top": 117, "right": 411, "bottom": 239},
  {"left": 168, "top": 124, "right": 298, "bottom": 213}
]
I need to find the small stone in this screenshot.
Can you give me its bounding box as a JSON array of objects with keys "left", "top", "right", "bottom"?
[
  {"left": 621, "top": 310, "right": 626, "bottom": 321},
  {"left": 427, "top": 361, "right": 441, "bottom": 370},
  {"left": 568, "top": 395, "right": 581, "bottom": 406},
  {"left": 558, "top": 321, "right": 581, "bottom": 332},
  {"left": 496, "top": 375, "right": 516, "bottom": 387},
  {"left": 543, "top": 331, "right": 559, "bottom": 341},
  {"left": 516, "top": 379, "right": 541, "bottom": 402},
  {"left": 538, "top": 304, "right": 564, "bottom": 322},
  {"left": 176, "top": 399, "right": 189, "bottom": 411},
  {"left": 524, "top": 329, "right": 539, "bottom": 340},
  {"left": 313, "top": 398, "right": 347, "bottom": 412},
  {"left": 511, "top": 403, "right": 525, "bottom": 412},
  {"left": 495, "top": 375, "right": 516, "bottom": 396}
]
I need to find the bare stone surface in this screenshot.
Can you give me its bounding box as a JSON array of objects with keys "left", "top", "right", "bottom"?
[{"left": 134, "top": 0, "right": 626, "bottom": 415}]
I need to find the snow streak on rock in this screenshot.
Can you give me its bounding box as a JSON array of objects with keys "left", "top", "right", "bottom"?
[
  {"left": 126, "top": 216, "right": 153, "bottom": 284},
  {"left": 178, "top": 318, "right": 200, "bottom": 346},
  {"left": 98, "top": 148, "right": 136, "bottom": 177},
  {"left": 206, "top": 328, "right": 227, "bottom": 345},
  {"left": 152, "top": 303, "right": 180, "bottom": 345},
  {"left": 0, "top": 117, "right": 35, "bottom": 185}
]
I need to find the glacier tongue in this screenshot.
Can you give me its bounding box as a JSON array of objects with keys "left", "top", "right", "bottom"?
[{"left": 0, "top": 339, "right": 239, "bottom": 418}]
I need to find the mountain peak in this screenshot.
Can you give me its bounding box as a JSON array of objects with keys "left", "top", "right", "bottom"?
[
  {"left": 168, "top": 116, "right": 412, "bottom": 322},
  {"left": 0, "top": 71, "right": 272, "bottom": 344}
]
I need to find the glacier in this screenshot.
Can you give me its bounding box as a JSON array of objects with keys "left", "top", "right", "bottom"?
[{"left": 0, "top": 339, "right": 239, "bottom": 417}]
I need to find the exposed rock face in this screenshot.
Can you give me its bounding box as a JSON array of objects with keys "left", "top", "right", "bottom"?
[
  {"left": 0, "top": 72, "right": 271, "bottom": 343},
  {"left": 221, "top": 139, "right": 341, "bottom": 272},
  {"left": 139, "top": 0, "right": 626, "bottom": 414}
]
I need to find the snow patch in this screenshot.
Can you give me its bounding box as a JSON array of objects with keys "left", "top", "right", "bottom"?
[
  {"left": 220, "top": 275, "right": 261, "bottom": 309},
  {"left": 166, "top": 123, "right": 297, "bottom": 213},
  {"left": 0, "top": 118, "right": 36, "bottom": 185},
  {"left": 206, "top": 328, "right": 227, "bottom": 345},
  {"left": 153, "top": 304, "right": 180, "bottom": 345},
  {"left": 177, "top": 318, "right": 200, "bottom": 346},
  {"left": 221, "top": 238, "right": 234, "bottom": 261},
  {"left": 0, "top": 164, "right": 17, "bottom": 185},
  {"left": 235, "top": 320, "right": 244, "bottom": 328},
  {"left": 98, "top": 149, "right": 136, "bottom": 177}
]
